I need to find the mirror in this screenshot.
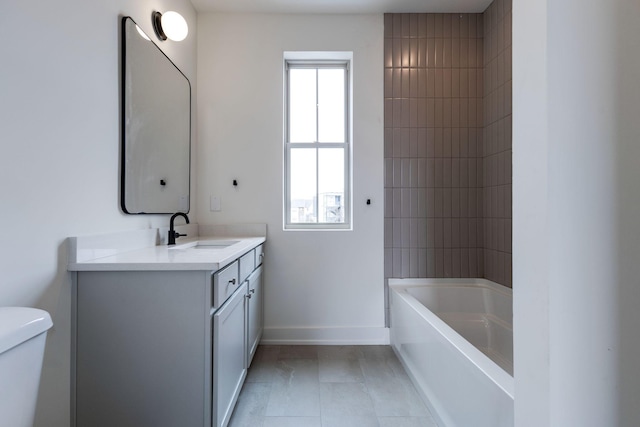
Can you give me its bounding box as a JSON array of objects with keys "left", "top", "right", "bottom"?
[{"left": 121, "top": 16, "right": 191, "bottom": 214}]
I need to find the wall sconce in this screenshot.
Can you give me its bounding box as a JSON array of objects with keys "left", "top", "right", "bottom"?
[{"left": 152, "top": 11, "right": 188, "bottom": 42}]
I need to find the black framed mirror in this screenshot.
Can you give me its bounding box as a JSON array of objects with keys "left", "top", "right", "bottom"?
[{"left": 121, "top": 16, "right": 191, "bottom": 214}]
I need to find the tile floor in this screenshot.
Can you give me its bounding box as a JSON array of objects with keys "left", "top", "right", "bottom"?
[{"left": 228, "top": 345, "right": 438, "bottom": 427}]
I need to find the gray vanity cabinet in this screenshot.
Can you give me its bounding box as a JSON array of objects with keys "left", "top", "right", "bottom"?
[
  {"left": 246, "top": 265, "right": 263, "bottom": 367},
  {"left": 73, "top": 245, "right": 264, "bottom": 427},
  {"left": 74, "top": 270, "right": 212, "bottom": 427},
  {"left": 213, "top": 281, "right": 247, "bottom": 427}
]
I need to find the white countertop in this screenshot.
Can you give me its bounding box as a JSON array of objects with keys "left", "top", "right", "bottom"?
[{"left": 68, "top": 236, "right": 265, "bottom": 272}]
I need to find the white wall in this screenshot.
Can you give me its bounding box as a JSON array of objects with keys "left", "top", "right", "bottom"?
[
  {"left": 0, "top": 1, "right": 197, "bottom": 426},
  {"left": 197, "top": 14, "right": 386, "bottom": 343},
  {"left": 513, "top": 0, "right": 640, "bottom": 425}
]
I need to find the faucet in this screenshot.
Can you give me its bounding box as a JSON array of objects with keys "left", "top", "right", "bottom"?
[{"left": 168, "top": 212, "right": 190, "bottom": 245}]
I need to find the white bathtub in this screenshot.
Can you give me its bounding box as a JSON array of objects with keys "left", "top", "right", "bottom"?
[{"left": 389, "top": 278, "right": 514, "bottom": 427}]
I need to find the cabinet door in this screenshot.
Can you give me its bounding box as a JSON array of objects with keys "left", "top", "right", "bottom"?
[
  {"left": 213, "top": 283, "right": 247, "bottom": 427},
  {"left": 246, "top": 265, "right": 263, "bottom": 368}
]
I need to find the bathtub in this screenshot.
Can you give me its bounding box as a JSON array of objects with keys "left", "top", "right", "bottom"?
[{"left": 389, "top": 278, "right": 514, "bottom": 427}]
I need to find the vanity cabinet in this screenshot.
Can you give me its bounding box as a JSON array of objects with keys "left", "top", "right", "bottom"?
[
  {"left": 72, "top": 243, "right": 264, "bottom": 427},
  {"left": 213, "top": 281, "right": 247, "bottom": 427},
  {"left": 245, "top": 265, "right": 263, "bottom": 367}
]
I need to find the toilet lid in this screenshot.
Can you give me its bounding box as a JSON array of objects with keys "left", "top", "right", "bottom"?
[{"left": 0, "top": 307, "right": 53, "bottom": 355}]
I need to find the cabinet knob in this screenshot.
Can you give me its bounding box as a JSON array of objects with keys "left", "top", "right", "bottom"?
[
  {"left": 245, "top": 293, "right": 252, "bottom": 299},
  {"left": 228, "top": 278, "right": 236, "bottom": 285}
]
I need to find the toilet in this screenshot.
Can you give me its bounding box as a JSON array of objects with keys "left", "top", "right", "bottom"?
[{"left": 0, "top": 307, "right": 53, "bottom": 427}]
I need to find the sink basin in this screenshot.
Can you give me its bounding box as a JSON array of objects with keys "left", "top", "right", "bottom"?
[
  {"left": 169, "top": 240, "right": 240, "bottom": 250},
  {"left": 192, "top": 240, "right": 239, "bottom": 249}
]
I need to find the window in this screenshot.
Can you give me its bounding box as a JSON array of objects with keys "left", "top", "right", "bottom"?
[{"left": 284, "top": 54, "right": 352, "bottom": 230}]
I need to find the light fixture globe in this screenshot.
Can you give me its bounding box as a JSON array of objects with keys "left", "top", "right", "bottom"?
[{"left": 153, "top": 11, "right": 188, "bottom": 42}]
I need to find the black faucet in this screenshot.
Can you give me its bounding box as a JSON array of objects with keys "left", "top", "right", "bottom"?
[{"left": 168, "top": 212, "right": 190, "bottom": 245}]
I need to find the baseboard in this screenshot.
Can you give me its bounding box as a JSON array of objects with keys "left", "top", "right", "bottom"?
[{"left": 261, "top": 326, "right": 390, "bottom": 345}]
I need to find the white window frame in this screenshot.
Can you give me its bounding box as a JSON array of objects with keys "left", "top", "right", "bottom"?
[{"left": 283, "top": 52, "right": 353, "bottom": 231}]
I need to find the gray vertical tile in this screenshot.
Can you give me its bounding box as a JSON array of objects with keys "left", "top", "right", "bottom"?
[
  {"left": 426, "top": 248, "right": 436, "bottom": 276},
  {"left": 409, "top": 39, "right": 419, "bottom": 68},
  {"left": 459, "top": 218, "right": 469, "bottom": 247},
  {"left": 435, "top": 249, "right": 444, "bottom": 277},
  {"left": 451, "top": 218, "right": 460, "bottom": 247},
  {"left": 460, "top": 188, "right": 469, "bottom": 218},
  {"left": 451, "top": 69, "right": 460, "bottom": 97},
  {"left": 401, "top": 248, "right": 410, "bottom": 277},
  {"left": 417, "top": 68, "right": 428, "bottom": 97},
  {"left": 451, "top": 99, "right": 460, "bottom": 127},
  {"left": 409, "top": 188, "right": 421, "bottom": 218},
  {"left": 402, "top": 188, "right": 412, "bottom": 218},
  {"left": 451, "top": 187, "right": 461, "bottom": 218},
  {"left": 393, "top": 14, "right": 403, "bottom": 39},
  {"left": 444, "top": 100, "right": 453, "bottom": 130},
  {"left": 460, "top": 98, "right": 469, "bottom": 128},
  {"left": 443, "top": 218, "right": 452, "bottom": 248},
  {"left": 443, "top": 39, "right": 452, "bottom": 68},
  {"left": 434, "top": 14, "right": 443, "bottom": 37},
  {"left": 393, "top": 156, "right": 402, "bottom": 187},
  {"left": 469, "top": 248, "right": 478, "bottom": 277},
  {"left": 452, "top": 38, "right": 460, "bottom": 68},
  {"left": 451, "top": 128, "right": 460, "bottom": 157},
  {"left": 384, "top": 158, "right": 393, "bottom": 188},
  {"left": 417, "top": 158, "right": 427, "bottom": 187},
  {"left": 443, "top": 249, "right": 453, "bottom": 277},
  {"left": 434, "top": 218, "right": 444, "bottom": 248},
  {"left": 443, "top": 188, "right": 452, "bottom": 218},
  {"left": 402, "top": 39, "right": 411, "bottom": 67},
  {"left": 384, "top": 39, "right": 393, "bottom": 68},
  {"left": 384, "top": 99, "right": 393, "bottom": 127},
  {"left": 435, "top": 128, "right": 444, "bottom": 158},
  {"left": 418, "top": 14, "right": 427, "bottom": 38},
  {"left": 393, "top": 218, "right": 402, "bottom": 248},
  {"left": 393, "top": 188, "right": 402, "bottom": 218},
  {"left": 426, "top": 14, "right": 435, "bottom": 38},
  {"left": 418, "top": 219, "right": 428, "bottom": 248},
  {"left": 426, "top": 218, "right": 436, "bottom": 248},
  {"left": 460, "top": 248, "right": 470, "bottom": 277},
  {"left": 426, "top": 188, "right": 435, "bottom": 218},
  {"left": 418, "top": 248, "right": 428, "bottom": 277},
  {"left": 392, "top": 248, "right": 402, "bottom": 277},
  {"left": 427, "top": 40, "right": 436, "bottom": 70},
  {"left": 452, "top": 248, "right": 462, "bottom": 277},
  {"left": 443, "top": 128, "right": 452, "bottom": 157},
  {"left": 460, "top": 38, "right": 469, "bottom": 68},
  {"left": 409, "top": 249, "right": 418, "bottom": 277},
  {"left": 392, "top": 39, "right": 402, "bottom": 68}
]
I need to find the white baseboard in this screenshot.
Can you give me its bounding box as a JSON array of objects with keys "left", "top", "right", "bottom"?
[{"left": 261, "top": 326, "right": 390, "bottom": 345}]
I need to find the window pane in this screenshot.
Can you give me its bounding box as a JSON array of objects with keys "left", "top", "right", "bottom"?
[
  {"left": 290, "top": 148, "right": 317, "bottom": 223},
  {"left": 289, "top": 69, "right": 317, "bottom": 143},
  {"left": 318, "top": 148, "right": 345, "bottom": 223},
  {"left": 318, "top": 68, "right": 345, "bottom": 143}
]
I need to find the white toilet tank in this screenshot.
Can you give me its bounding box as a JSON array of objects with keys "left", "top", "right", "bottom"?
[{"left": 0, "top": 307, "right": 53, "bottom": 427}]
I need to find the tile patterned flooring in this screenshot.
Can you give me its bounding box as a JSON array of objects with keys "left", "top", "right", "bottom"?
[{"left": 228, "top": 345, "right": 438, "bottom": 427}]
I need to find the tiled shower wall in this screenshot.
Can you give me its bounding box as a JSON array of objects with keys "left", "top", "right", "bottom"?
[
  {"left": 383, "top": 13, "right": 486, "bottom": 286},
  {"left": 384, "top": 2, "right": 512, "bottom": 303},
  {"left": 482, "top": 0, "right": 512, "bottom": 286}
]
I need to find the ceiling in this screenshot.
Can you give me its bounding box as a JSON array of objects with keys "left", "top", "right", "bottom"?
[{"left": 190, "top": 0, "right": 493, "bottom": 14}]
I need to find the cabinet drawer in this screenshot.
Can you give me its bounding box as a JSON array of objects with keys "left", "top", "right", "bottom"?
[
  {"left": 255, "top": 244, "right": 264, "bottom": 267},
  {"left": 212, "top": 261, "right": 239, "bottom": 309},
  {"left": 239, "top": 250, "right": 255, "bottom": 284}
]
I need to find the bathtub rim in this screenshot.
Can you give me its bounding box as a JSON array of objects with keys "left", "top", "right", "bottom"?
[{"left": 389, "top": 277, "right": 514, "bottom": 399}]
